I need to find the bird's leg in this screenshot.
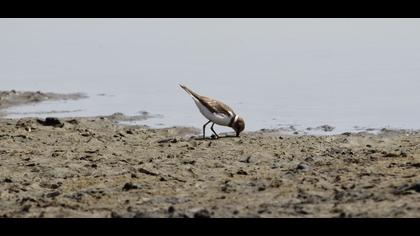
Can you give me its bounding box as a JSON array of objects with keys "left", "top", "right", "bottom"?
[
  {"left": 210, "top": 123, "right": 219, "bottom": 139},
  {"left": 203, "top": 120, "right": 211, "bottom": 139}
]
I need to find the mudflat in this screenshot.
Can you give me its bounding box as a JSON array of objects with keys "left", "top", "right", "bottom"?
[
  {"left": 1, "top": 115, "right": 420, "bottom": 218},
  {"left": 1, "top": 90, "right": 420, "bottom": 218}
]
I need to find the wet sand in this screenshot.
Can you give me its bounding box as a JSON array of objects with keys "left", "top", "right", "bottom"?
[
  {"left": 1, "top": 91, "right": 420, "bottom": 217},
  {"left": 0, "top": 90, "right": 87, "bottom": 110}
]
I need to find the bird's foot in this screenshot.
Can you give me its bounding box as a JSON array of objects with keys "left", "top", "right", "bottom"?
[{"left": 210, "top": 134, "right": 219, "bottom": 139}]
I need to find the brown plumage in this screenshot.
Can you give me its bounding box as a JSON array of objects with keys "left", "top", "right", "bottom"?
[
  {"left": 179, "top": 84, "right": 235, "bottom": 118},
  {"left": 180, "top": 84, "right": 245, "bottom": 139}
]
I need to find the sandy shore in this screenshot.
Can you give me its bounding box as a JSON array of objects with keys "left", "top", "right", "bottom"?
[{"left": 1, "top": 91, "right": 420, "bottom": 217}]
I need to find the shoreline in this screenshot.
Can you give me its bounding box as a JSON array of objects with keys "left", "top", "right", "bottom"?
[{"left": 1, "top": 90, "right": 416, "bottom": 135}]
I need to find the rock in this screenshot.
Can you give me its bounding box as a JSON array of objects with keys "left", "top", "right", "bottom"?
[
  {"left": 394, "top": 183, "right": 420, "bottom": 195},
  {"left": 383, "top": 152, "right": 399, "bottom": 157},
  {"left": 4, "top": 178, "right": 12, "bottom": 183},
  {"left": 407, "top": 183, "right": 420, "bottom": 192},
  {"left": 138, "top": 168, "right": 159, "bottom": 176},
  {"left": 122, "top": 182, "right": 140, "bottom": 191},
  {"left": 37, "top": 117, "right": 64, "bottom": 127},
  {"left": 66, "top": 119, "right": 79, "bottom": 125},
  {"left": 111, "top": 211, "right": 122, "bottom": 218},
  {"left": 409, "top": 163, "right": 420, "bottom": 168},
  {"left": 296, "top": 162, "right": 310, "bottom": 171},
  {"left": 46, "top": 191, "right": 61, "bottom": 198},
  {"left": 157, "top": 138, "right": 178, "bottom": 144},
  {"left": 318, "top": 125, "right": 335, "bottom": 132},
  {"left": 304, "top": 157, "right": 314, "bottom": 162},
  {"left": 258, "top": 186, "right": 266, "bottom": 191},
  {"left": 236, "top": 169, "right": 248, "bottom": 175},
  {"left": 240, "top": 156, "right": 251, "bottom": 163},
  {"left": 182, "top": 160, "right": 196, "bottom": 165},
  {"left": 126, "top": 130, "right": 134, "bottom": 134},
  {"left": 21, "top": 204, "right": 31, "bottom": 212},
  {"left": 133, "top": 212, "right": 149, "bottom": 218},
  {"left": 50, "top": 183, "right": 60, "bottom": 189},
  {"left": 192, "top": 209, "right": 211, "bottom": 218},
  {"left": 168, "top": 206, "right": 175, "bottom": 214}
]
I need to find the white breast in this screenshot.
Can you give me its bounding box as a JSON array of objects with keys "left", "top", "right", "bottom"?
[{"left": 193, "top": 98, "right": 232, "bottom": 126}]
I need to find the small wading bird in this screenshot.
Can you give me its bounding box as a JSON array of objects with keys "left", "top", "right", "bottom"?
[{"left": 179, "top": 84, "right": 245, "bottom": 139}]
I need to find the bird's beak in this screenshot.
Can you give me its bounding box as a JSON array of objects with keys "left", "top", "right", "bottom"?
[{"left": 236, "top": 132, "right": 240, "bottom": 137}]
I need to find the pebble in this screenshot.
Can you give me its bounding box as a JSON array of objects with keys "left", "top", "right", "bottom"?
[
  {"left": 193, "top": 209, "right": 211, "bottom": 218},
  {"left": 296, "top": 162, "right": 310, "bottom": 171},
  {"left": 46, "top": 191, "right": 61, "bottom": 198},
  {"left": 37, "top": 117, "right": 64, "bottom": 128},
  {"left": 168, "top": 206, "right": 175, "bottom": 213},
  {"left": 236, "top": 170, "right": 248, "bottom": 175},
  {"left": 122, "top": 182, "right": 140, "bottom": 191}
]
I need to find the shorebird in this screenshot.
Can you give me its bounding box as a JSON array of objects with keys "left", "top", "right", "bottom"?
[{"left": 179, "top": 84, "right": 245, "bottom": 139}]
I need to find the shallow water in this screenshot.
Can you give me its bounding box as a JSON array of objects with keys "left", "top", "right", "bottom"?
[{"left": 1, "top": 18, "right": 420, "bottom": 134}]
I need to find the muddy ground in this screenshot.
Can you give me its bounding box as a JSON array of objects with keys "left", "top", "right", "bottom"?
[
  {"left": 1, "top": 90, "right": 420, "bottom": 218},
  {"left": 0, "top": 116, "right": 420, "bottom": 218}
]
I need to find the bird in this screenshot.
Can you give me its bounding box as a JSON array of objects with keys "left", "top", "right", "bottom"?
[{"left": 179, "top": 84, "right": 245, "bottom": 139}]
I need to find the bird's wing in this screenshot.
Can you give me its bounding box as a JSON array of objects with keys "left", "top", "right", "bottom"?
[
  {"left": 180, "top": 84, "right": 235, "bottom": 117},
  {"left": 200, "top": 96, "right": 235, "bottom": 117}
]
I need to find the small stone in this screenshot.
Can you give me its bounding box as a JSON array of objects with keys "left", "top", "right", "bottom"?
[
  {"left": 4, "top": 178, "right": 12, "bottom": 183},
  {"left": 193, "top": 209, "right": 211, "bottom": 218},
  {"left": 296, "top": 162, "right": 310, "bottom": 171},
  {"left": 168, "top": 206, "right": 175, "bottom": 213},
  {"left": 236, "top": 170, "right": 248, "bottom": 175},
  {"left": 159, "top": 177, "right": 167, "bottom": 181},
  {"left": 258, "top": 186, "right": 266, "bottom": 191},
  {"left": 22, "top": 204, "right": 31, "bottom": 212},
  {"left": 133, "top": 212, "right": 148, "bottom": 218},
  {"left": 240, "top": 156, "right": 251, "bottom": 163},
  {"left": 50, "top": 183, "right": 60, "bottom": 189},
  {"left": 318, "top": 125, "right": 335, "bottom": 132},
  {"left": 407, "top": 183, "right": 420, "bottom": 192},
  {"left": 383, "top": 152, "right": 399, "bottom": 157},
  {"left": 111, "top": 212, "right": 122, "bottom": 218},
  {"left": 37, "top": 117, "right": 64, "bottom": 127},
  {"left": 122, "top": 182, "right": 139, "bottom": 191},
  {"left": 46, "top": 191, "right": 61, "bottom": 198},
  {"left": 304, "top": 157, "right": 314, "bottom": 162}
]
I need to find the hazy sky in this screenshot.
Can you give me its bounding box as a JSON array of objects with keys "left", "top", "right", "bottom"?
[{"left": 2, "top": 19, "right": 420, "bottom": 131}]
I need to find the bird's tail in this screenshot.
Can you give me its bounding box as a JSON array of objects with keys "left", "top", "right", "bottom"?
[{"left": 179, "top": 84, "right": 201, "bottom": 99}]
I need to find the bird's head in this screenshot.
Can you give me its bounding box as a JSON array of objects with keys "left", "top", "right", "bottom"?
[{"left": 232, "top": 116, "right": 245, "bottom": 137}]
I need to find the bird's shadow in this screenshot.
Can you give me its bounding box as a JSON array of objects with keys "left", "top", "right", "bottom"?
[{"left": 193, "top": 135, "right": 238, "bottom": 141}]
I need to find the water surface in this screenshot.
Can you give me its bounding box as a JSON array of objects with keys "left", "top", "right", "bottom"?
[{"left": 1, "top": 18, "right": 420, "bottom": 134}]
